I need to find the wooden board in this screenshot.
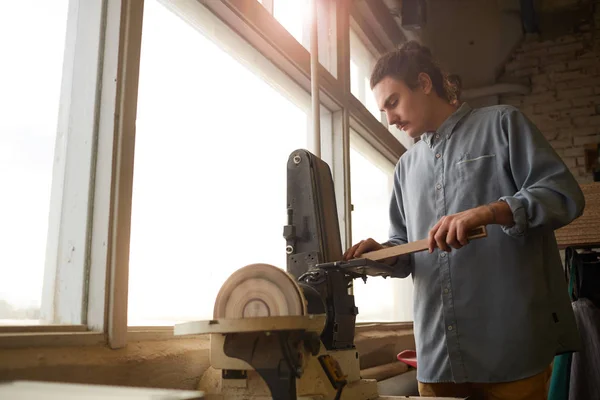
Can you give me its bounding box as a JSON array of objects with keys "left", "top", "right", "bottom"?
[
  {"left": 361, "top": 361, "right": 409, "bottom": 381},
  {"left": 0, "top": 381, "right": 203, "bottom": 399},
  {"left": 556, "top": 183, "right": 600, "bottom": 248},
  {"left": 361, "top": 226, "right": 487, "bottom": 261},
  {"left": 379, "top": 397, "right": 466, "bottom": 400}
]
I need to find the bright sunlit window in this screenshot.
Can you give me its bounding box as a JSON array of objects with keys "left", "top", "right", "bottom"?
[
  {"left": 274, "top": 0, "right": 309, "bottom": 46},
  {"left": 0, "top": 1, "right": 69, "bottom": 325},
  {"left": 128, "top": 1, "right": 309, "bottom": 326},
  {"left": 350, "top": 28, "right": 380, "bottom": 120},
  {"left": 350, "top": 132, "right": 413, "bottom": 322},
  {"left": 259, "top": 0, "right": 336, "bottom": 77}
]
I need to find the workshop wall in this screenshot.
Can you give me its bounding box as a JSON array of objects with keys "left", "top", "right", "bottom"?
[
  {"left": 422, "top": 0, "right": 523, "bottom": 89},
  {"left": 0, "top": 338, "right": 210, "bottom": 390},
  {"left": 499, "top": 2, "right": 600, "bottom": 183},
  {"left": 0, "top": 326, "right": 415, "bottom": 390}
]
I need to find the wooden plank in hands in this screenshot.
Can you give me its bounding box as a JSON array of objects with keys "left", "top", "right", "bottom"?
[{"left": 361, "top": 226, "right": 488, "bottom": 261}]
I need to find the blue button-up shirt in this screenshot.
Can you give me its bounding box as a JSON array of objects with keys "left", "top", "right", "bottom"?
[{"left": 386, "top": 103, "right": 585, "bottom": 383}]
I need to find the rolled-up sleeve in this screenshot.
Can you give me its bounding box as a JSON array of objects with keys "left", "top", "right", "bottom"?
[
  {"left": 499, "top": 107, "right": 585, "bottom": 236},
  {"left": 382, "top": 163, "right": 412, "bottom": 278}
]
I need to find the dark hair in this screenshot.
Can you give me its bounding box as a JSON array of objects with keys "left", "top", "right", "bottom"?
[
  {"left": 446, "top": 74, "right": 462, "bottom": 103},
  {"left": 370, "top": 41, "right": 451, "bottom": 102}
]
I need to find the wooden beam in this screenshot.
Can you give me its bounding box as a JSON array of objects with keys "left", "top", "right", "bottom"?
[
  {"left": 0, "top": 332, "right": 106, "bottom": 349},
  {"left": 361, "top": 361, "right": 409, "bottom": 381},
  {"left": 0, "top": 325, "right": 87, "bottom": 334},
  {"left": 107, "top": 0, "right": 145, "bottom": 349},
  {"left": 349, "top": 6, "right": 388, "bottom": 56},
  {"left": 261, "top": 0, "right": 273, "bottom": 14},
  {"left": 351, "top": 0, "right": 405, "bottom": 52}
]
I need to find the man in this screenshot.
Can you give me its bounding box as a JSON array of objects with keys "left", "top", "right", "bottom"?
[{"left": 344, "top": 41, "right": 585, "bottom": 399}]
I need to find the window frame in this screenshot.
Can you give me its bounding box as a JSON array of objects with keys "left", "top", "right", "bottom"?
[
  {"left": 35, "top": 0, "right": 106, "bottom": 327},
  {"left": 0, "top": 0, "right": 410, "bottom": 348}
]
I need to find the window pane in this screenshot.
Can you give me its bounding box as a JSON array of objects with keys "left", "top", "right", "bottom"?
[
  {"left": 350, "top": 59, "right": 360, "bottom": 99},
  {"left": 128, "top": 1, "right": 309, "bottom": 326},
  {"left": 0, "top": 1, "right": 69, "bottom": 324},
  {"left": 273, "top": 0, "right": 308, "bottom": 44},
  {"left": 273, "top": 0, "right": 336, "bottom": 76},
  {"left": 364, "top": 77, "right": 380, "bottom": 118},
  {"left": 350, "top": 132, "right": 413, "bottom": 322},
  {"left": 350, "top": 29, "right": 380, "bottom": 121}
]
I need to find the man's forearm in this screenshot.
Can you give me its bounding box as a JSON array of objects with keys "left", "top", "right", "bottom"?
[{"left": 485, "top": 201, "right": 515, "bottom": 227}]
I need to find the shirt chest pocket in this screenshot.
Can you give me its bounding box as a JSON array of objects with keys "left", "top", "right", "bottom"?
[{"left": 455, "top": 153, "right": 499, "bottom": 195}]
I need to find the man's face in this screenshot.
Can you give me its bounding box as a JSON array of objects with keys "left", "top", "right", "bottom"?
[{"left": 373, "top": 75, "right": 432, "bottom": 139}]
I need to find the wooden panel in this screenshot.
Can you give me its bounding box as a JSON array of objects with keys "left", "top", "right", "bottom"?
[
  {"left": 556, "top": 183, "right": 600, "bottom": 248},
  {"left": 0, "top": 338, "right": 210, "bottom": 389},
  {"left": 380, "top": 397, "right": 465, "bottom": 400},
  {"left": 350, "top": 0, "right": 405, "bottom": 52},
  {"left": 361, "top": 226, "right": 487, "bottom": 261},
  {"left": 0, "top": 381, "right": 203, "bottom": 400},
  {"left": 0, "top": 325, "right": 87, "bottom": 334},
  {"left": 360, "top": 361, "right": 409, "bottom": 381},
  {"left": 0, "top": 332, "right": 106, "bottom": 349}
]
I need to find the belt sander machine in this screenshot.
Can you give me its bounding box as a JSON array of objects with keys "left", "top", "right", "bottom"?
[{"left": 175, "top": 150, "right": 486, "bottom": 400}]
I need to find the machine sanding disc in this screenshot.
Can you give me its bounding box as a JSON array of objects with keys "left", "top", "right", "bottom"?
[{"left": 213, "top": 263, "right": 306, "bottom": 319}]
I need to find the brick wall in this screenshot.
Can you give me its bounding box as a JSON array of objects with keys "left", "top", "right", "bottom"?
[{"left": 499, "top": 2, "right": 600, "bottom": 183}]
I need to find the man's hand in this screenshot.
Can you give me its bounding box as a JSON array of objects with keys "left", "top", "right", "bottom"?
[
  {"left": 343, "top": 238, "right": 383, "bottom": 260},
  {"left": 343, "top": 239, "right": 399, "bottom": 265},
  {"left": 428, "top": 205, "right": 494, "bottom": 253}
]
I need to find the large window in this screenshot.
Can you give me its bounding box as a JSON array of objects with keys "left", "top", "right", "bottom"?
[
  {"left": 128, "top": 0, "right": 310, "bottom": 326},
  {"left": 350, "top": 132, "right": 413, "bottom": 322},
  {"left": 0, "top": 0, "right": 410, "bottom": 344},
  {"left": 350, "top": 28, "right": 380, "bottom": 120},
  {"left": 0, "top": 1, "right": 69, "bottom": 324},
  {"left": 257, "top": 0, "right": 337, "bottom": 77}
]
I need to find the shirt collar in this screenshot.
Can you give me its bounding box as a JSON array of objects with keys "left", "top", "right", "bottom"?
[{"left": 420, "top": 102, "right": 472, "bottom": 147}]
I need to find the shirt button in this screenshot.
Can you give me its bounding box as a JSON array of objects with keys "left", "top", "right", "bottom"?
[
  {"left": 435, "top": 153, "right": 441, "bottom": 159},
  {"left": 444, "top": 288, "right": 449, "bottom": 294},
  {"left": 436, "top": 183, "right": 442, "bottom": 190},
  {"left": 448, "top": 325, "right": 453, "bottom": 331},
  {"left": 440, "top": 252, "right": 447, "bottom": 258},
  {"left": 435, "top": 134, "right": 440, "bottom": 139}
]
